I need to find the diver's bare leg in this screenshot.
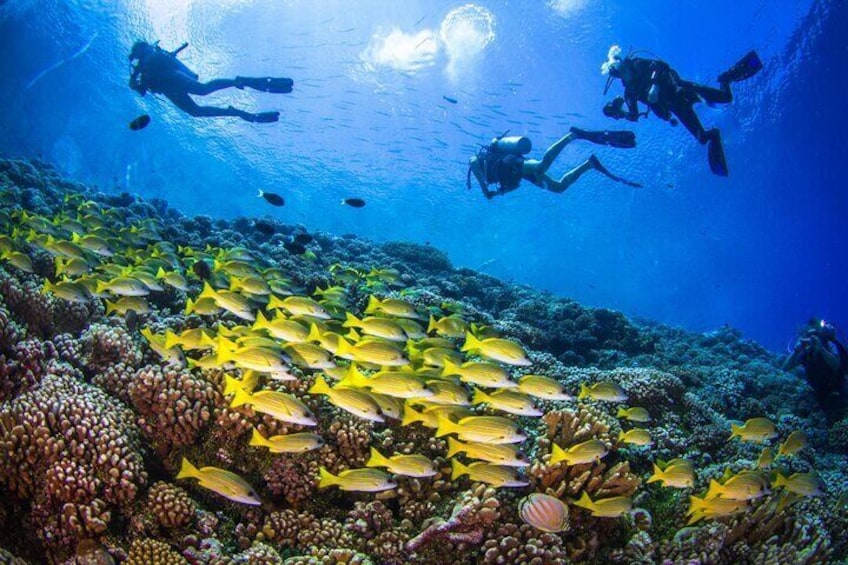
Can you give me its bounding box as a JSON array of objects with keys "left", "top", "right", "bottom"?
[
  {"left": 187, "top": 79, "right": 239, "bottom": 95},
  {"left": 543, "top": 160, "right": 594, "bottom": 193},
  {"left": 165, "top": 92, "right": 251, "bottom": 120}
]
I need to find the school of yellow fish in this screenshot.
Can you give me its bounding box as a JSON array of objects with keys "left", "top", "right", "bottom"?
[{"left": 0, "top": 197, "right": 822, "bottom": 533}]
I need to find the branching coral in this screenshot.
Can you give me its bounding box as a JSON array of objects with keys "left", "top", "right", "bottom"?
[
  {"left": 128, "top": 364, "right": 220, "bottom": 454},
  {"left": 0, "top": 372, "right": 147, "bottom": 560}
]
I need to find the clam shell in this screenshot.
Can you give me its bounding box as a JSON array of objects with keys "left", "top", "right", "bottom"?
[{"left": 518, "top": 493, "right": 569, "bottom": 533}]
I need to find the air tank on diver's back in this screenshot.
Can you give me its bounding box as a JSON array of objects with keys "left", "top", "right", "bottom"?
[{"left": 491, "top": 136, "right": 532, "bottom": 155}]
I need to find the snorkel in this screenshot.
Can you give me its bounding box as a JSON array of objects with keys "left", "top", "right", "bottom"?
[{"left": 601, "top": 45, "right": 623, "bottom": 95}]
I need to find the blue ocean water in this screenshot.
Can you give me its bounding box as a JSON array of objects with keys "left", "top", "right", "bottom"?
[{"left": 0, "top": 0, "right": 844, "bottom": 351}]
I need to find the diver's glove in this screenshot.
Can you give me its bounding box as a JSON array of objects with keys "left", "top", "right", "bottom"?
[{"left": 603, "top": 97, "right": 627, "bottom": 120}]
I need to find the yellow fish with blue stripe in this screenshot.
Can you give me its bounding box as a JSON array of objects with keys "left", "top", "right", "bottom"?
[
  {"left": 366, "top": 447, "right": 436, "bottom": 477},
  {"left": 461, "top": 332, "right": 531, "bottom": 366},
  {"left": 318, "top": 467, "right": 396, "bottom": 492},
  {"left": 176, "top": 458, "right": 261, "bottom": 505}
]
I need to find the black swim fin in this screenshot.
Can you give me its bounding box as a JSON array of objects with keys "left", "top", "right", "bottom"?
[
  {"left": 245, "top": 111, "right": 280, "bottom": 124},
  {"left": 236, "top": 76, "right": 294, "bottom": 94},
  {"left": 589, "top": 155, "right": 642, "bottom": 188},
  {"left": 570, "top": 127, "right": 637, "bottom": 149},
  {"left": 708, "top": 133, "right": 728, "bottom": 176},
  {"left": 718, "top": 50, "right": 763, "bottom": 84}
]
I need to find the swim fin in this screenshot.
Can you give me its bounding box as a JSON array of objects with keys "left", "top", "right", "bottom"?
[
  {"left": 589, "top": 155, "right": 642, "bottom": 188},
  {"left": 236, "top": 76, "right": 294, "bottom": 94},
  {"left": 707, "top": 133, "right": 728, "bottom": 176},
  {"left": 718, "top": 50, "right": 763, "bottom": 84},
  {"left": 570, "top": 127, "right": 636, "bottom": 149},
  {"left": 246, "top": 111, "right": 280, "bottom": 124}
]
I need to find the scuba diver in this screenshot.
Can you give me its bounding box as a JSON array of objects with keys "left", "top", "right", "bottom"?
[
  {"left": 784, "top": 319, "right": 848, "bottom": 423},
  {"left": 600, "top": 45, "right": 763, "bottom": 176},
  {"left": 467, "top": 127, "right": 641, "bottom": 200},
  {"left": 128, "top": 40, "right": 293, "bottom": 123}
]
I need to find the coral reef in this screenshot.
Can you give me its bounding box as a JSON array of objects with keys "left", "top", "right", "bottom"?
[{"left": 0, "top": 159, "right": 846, "bottom": 564}]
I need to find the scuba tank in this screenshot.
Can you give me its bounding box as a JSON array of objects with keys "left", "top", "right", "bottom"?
[{"left": 491, "top": 135, "right": 531, "bottom": 155}]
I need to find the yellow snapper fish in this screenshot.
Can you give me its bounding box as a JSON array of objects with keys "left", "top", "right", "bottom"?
[
  {"left": 305, "top": 323, "right": 349, "bottom": 355},
  {"left": 212, "top": 258, "right": 260, "bottom": 279},
  {"left": 283, "top": 342, "right": 336, "bottom": 370},
  {"left": 343, "top": 313, "right": 407, "bottom": 342},
  {"left": 427, "top": 314, "right": 468, "bottom": 338},
  {"left": 777, "top": 430, "right": 808, "bottom": 457},
  {"left": 447, "top": 437, "right": 528, "bottom": 467},
  {"left": 176, "top": 458, "right": 261, "bottom": 505},
  {"left": 251, "top": 312, "right": 309, "bottom": 343},
  {"left": 95, "top": 276, "right": 150, "bottom": 297},
  {"left": 44, "top": 235, "right": 85, "bottom": 258},
  {"left": 55, "top": 256, "right": 92, "bottom": 278},
  {"left": 155, "top": 267, "right": 188, "bottom": 291},
  {"left": 366, "top": 447, "right": 436, "bottom": 478},
  {"left": 336, "top": 339, "right": 409, "bottom": 367},
  {"left": 706, "top": 471, "right": 769, "bottom": 501},
  {"left": 394, "top": 318, "right": 426, "bottom": 340},
  {"left": 229, "top": 275, "right": 271, "bottom": 296},
  {"left": 105, "top": 296, "right": 150, "bottom": 316},
  {"left": 339, "top": 366, "right": 433, "bottom": 399},
  {"left": 435, "top": 415, "right": 526, "bottom": 445},
  {"left": 728, "top": 417, "right": 778, "bottom": 443},
  {"left": 1, "top": 250, "right": 34, "bottom": 272},
  {"left": 124, "top": 268, "right": 164, "bottom": 292},
  {"left": 198, "top": 282, "right": 255, "bottom": 321},
  {"left": 550, "top": 439, "right": 609, "bottom": 466},
  {"left": 618, "top": 428, "right": 653, "bottom": 447},
  {"left": 772, "top": 472, "right": 822, "bottom": 497},
  {"left": 472, "top": 389, "right": 542, "bottom": 417},
  {"left": 249, "top": 428, "right": 324, "bottom": 453},
  {"left": 364, "top": 295, "right": 423, "bottom": 320},
  {"left": 267, "top": 295, "right": 331, "bottom": 319},
  {"left": 418, "top": 380, "right": 472, "bottom": 406},
  {"left": 617, "top": 407, "right": 652, "bottom": 423},
  {"left": 686, "top": 495, "right": 750, "bottom": 524},
  {"left": 42, "top": 279, "right": 90, "bottom": 303},
  {"left": 518, "top": 493, "right": 570, "bottom": 533},
  {"left": 308, "top": 375, "right": 384, "bottom": 422},
  {"left": 441, "top": 359, "right": 517, "bottom": 389},
  {"left": 70, "top": 232, "right": 114, "bottom": 256},
  {"left": 217, "top": 344, "right": 293, "bottom": 378},
  {"left": 140, "top": 327, "right": 187, "bottom": 366},
  {"left": 646, "top": 462, "right": 694, "bottom": 488},
  {"left": 318, "top": 467, "right": 396, "bottom": 492},
  {"left": 755, "top": 447, "right": 775, "bottom": 469},
  {"left": 577, "top": 382, "right": 628, "bottom": 403},
  {"left": 185, "top": 296, "right": 222, "bottom": 316},
  {"left": 450, "top": 459, "right": 529, "bottom": 488},
  {"left": 516, "top": 374, "right": 571, "bottom": 400},
  {"left": 401, "top": 404, "right": 474, "bottom": 428},
  {"left": 418, "top": 346, "right": 463, "bottom": 368},
  {"left": 461, "top": 332, "right": 531, "bottom": 367},
  {"left": 366, "top": 392, "right": 405, "bottom": 420},
  {"left": 572, "top": 492, "right": 632, "bottom": 518},
  {"left": 230, "top": 387, "right": 317, "bottom": 426},
  {"left": 164, "top": 328, "right": 214, "bottom": 352},
  {"left": 223, "top": 373, "right": 260, "bottom": 396}
]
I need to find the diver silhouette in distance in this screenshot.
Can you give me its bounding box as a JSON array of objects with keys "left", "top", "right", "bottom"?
[
  {"left": 129, "top": 40, "right": 293, "bottom": 123},
  {"left": 601, "top": 45, "right": 763, "bottom": 176},
  {"left": 784, "top": 319, "right": 848, "bottom": 423},
  {"left": 467, "top": 128, "right": 641, "bottom": 200}
]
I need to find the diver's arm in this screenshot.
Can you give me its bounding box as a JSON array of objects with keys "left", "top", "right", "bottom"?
[
  {"left": 468, "top": 156, "right": 495, "bottom": 198},
  {"left": 624, "top": 90, "right": 640, "bottom": 121},
  {"left": 783, "top": 341, "right": 808, "bottom": 371},
  {"left": 129, "top": 64, "right": 147, "bottom": 96},
  {"left": 170, "top": 42, "right": 189, "bottom": 57}
]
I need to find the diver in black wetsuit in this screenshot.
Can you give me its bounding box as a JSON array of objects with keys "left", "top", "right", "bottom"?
[
  {"left": 467, "top": 127, "right": 641, "bottom": 200},
  {"left": 784, "top": 319, "right": 848, "bottom": 423},
  {"left": 128, "top": 40, "right": 293, "bottom": 123},
  {"left": 600, "top": 46, "right": 763, "bottom": 176}
]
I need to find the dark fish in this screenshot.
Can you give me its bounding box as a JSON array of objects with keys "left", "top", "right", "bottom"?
[
  {"left": 284, "top": 240, "right": 306, "bottom": 255},
  {"left": 443, "top": 95, "right": 458, "bottom": 104},
  {"left": 294, "top": 232, "right": 314, "bottom": 244},
  {"left": 253, "top": 219, "right": 276, "bottom": 236},
  {"left": 192, "top": 260, "right": 211, "bottom": 280},
  {"left": 258, "top": 189, "right": 285, "bottom": 206},
  {"left": 129, "top": 114, "right": 151, "bottom": 131},
  {"left": 124, "top": 310, "right": 138, "bottom": 333},
  {"left": 342, "top": 198, "right": 366, "bottom": 208}
]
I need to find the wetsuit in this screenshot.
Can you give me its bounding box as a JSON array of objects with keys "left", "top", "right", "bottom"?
[{"left": 785, "top": 329, "right": 848, "bottom": 421}]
